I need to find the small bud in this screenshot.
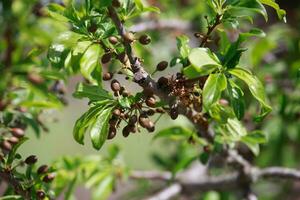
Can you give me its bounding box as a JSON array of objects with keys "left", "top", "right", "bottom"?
[
  {"left": 103, "top": 72, "right": 113, "bottom": 81},
  {"left": 107, "top": 127, "right": 117, "bottom": 140},
  {"left": 43, "top": 173, "right": 55, "bottom": 183},
  {"left": 37, "top": 165, "right": 49, "bottom": 175},
  {"left": 101, "top": 53, "right": 112, "bottom": 64},
  {"left": 145, "top": 120, "right": 155, "bottom": 132},
  {"left": 170, "top": 104, "right": 179, "bottom": 120},
  {"left": 156, "top": 108, "right": 165, "bottom": 113},
  {"left": 124, "top": 32, "right": 135, "bottom": 43},
  {"left": 156, "top": 61, "right": 168, "bottom": 71},
  {"left": 139, "top": 34, "right": 151, "bottom": 45},
  {"left": 25, "top": 155, "right": 38, "bottom": 165},
  {"left": 11, "top": 128, "right": 25, "bottom": 138},
  {"left": 109, "top": 36, "right": 119, "bottom": 45},
  {"left": 111, "top": 80, "right": 121, "bottom": 92},
  {"left": 146, "top": 97, "right": 156, "bottom": 108},
  {"left": 36, "top": 190, "right": 46, "bottom": 199}
]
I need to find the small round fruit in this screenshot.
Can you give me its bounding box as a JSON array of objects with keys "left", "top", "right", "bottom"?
[
  {"left": 11, "top": 128, "right": 25, "bottom": 138},
  {"left": 37, "top": 165, "right": 49, "bottom": 174},
  {"left": 1, "top": 140, "right": 12, "bottom": 152},
  {"left": 7, "top": 137, "right": 19, "bottom": 145},
  {"left": 156, "top": 61, "right": 168, "bottom": 71},
  {"left": 129, "top": 115, "right": 138, "bottom": 125},
  {"left": 124, "top": 32, "right": 135, "bottom": 43},
  {"left": 109, "top": 36, "right": 118, "bottom": 45},
  {"left": 145, "top": 121, "right": 155, "bottom": 132},
  {"left": 146, "top": 97, "right": 156, "bottom": 108},
  {"left": 122, "top": 126, "right": 131, "bottom": 138},
  {"left": 103, "top": 72, "right": 113, "bottom": 81},
  {"left": 25, "top": 155, "right": 38, "bottom": 165},
  {"left": 36, "top": 190, "right": 46, "bottom": 199},
  {"left": 139, "top": 34, "right": 151, "bottom": 45},
  {"left": 111, "top": 80, "right": 121, "bottom": 92},
  {"left": 107, "top": 127, "right": 117, "bottom": 140},
  {"left": 101, "top": 53, "right": 112, "bottom": 64},
  {"left": 117, "top": 52, "right": 129, "bottom": 64},
  {"left": 146, "top": 109, "right": 155, "bottom": 116},
  {"left": 157, "top": 77, "right": 169, "bottom": 87},
  {"left": 43, "top": 173, "right": 55, "bottom": 183},
  {"left": 113, "top": 109, "right": 121, "bottom": 117}
]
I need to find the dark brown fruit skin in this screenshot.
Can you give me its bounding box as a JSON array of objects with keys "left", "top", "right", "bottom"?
[
  {"left": 111, "top": 80, "right": 121, "bottom": 92},
  {"left": 1, "top": 140, "right": 12, "bottom": 152},
  {"left": 157, "top": 77, "right": 169, "bottom": 88},
  {"left": 139, "top": 34, "right": 151, "bottom": 45},
  {"left": 7, "top": 137, "right": 19, "bottom": 145},
  {"left": 103, "top": 72, "right": 113, "bottom": 81},
  {"left": 11, "top": 128, "right": 25, "bottom": 138},
  {"left": 101, "top": 53, "right": 112, "bottom": 64},
  {"left": 156, "top": 108, "right": 165, "bottom": 113},
  {"left": 112, "top": 0, "right": 121, "bottom": 8},
  {"left": 145, "top": 121, "right": 155, "bottom": 132},
  {"left": 37, "top": 165, "right": 49, "bottom": 175},
  {"left": 129, "top": 115, "right": 138, "bottom": 125},
  {"left": 193, "top": 101, "right": 202, "bottom": 112},
  {"left": 124, "top": 32, "right": 135, "bottom": 43},
  {"left": 143, "top": 87, "right": 154, "bottom": 97},
  {"left": 43, "top": 173, "right": 55, "bottom": 183},
  {"left": 146, "top": 97, "right": 156, "bottom": 108},
  {"left": 122, "top": 126, "right": 131, "bottom": 138},
  {"left": 117, "top": 52, "right": 128, "bottom": 64},
  {"left": 25, "top": 155, "right": 38, "bottom": 165},
  {"left": 147, "top": 109, "right": 155, "bottom": 116},
  {"left": 109, "top": 36, "right": 118, "bottom": 45},
  {"left": 156, "top": 61, "right": 168, "bottom": 71},
  {"left": 170, "top": 104, "right": 179, "bottom": 120},
  {"left": 203, "top": 145, "right": 211, "bottom": 153},
  {"left": 109, "top": 118, "right": 118, "bottom": 127},
  {"left": 107, "top": 127, "right": 117, "bottom": 140},
  {"left": 36, "top": 190, "right": 46, "bottom": 199}
]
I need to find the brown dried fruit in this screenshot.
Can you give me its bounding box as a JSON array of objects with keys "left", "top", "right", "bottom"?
[
  {"left": 11, "top": 128, "right": 25, "bottom": 138},
  {"left": 156, "top": 108, "right": 165, "bottom": 113},
  {"left": 112, "top": 0, "right": 121, "bottom": 8},
  {"left": 25, "top": 155, "right": 38, "bottom": 165},
  {"left": 170, "top": 104, "right": 179, "bottom": 120},
  {"left": 107, "top": 127, "right": 117, "bottom": 140},
  {"left": 101, "top": 53, "right": 112, "bottom": 64},
  {"left": 122, "top": 126, "right": 131, "bottom": 137},
  {"left": 1, "top": 140, "right": 12, "bottom": 152},
  {"left": 146, "top": 109, "right": 155, "bottom": 116},
  {"left": 113, "top": 109, "right": 121, "bottom": 117},
  {"left": 111, "top": 80, "right": 121, "bottom": 92},
  {"left": 43, "top": 173, "right": 55, "bottom": 183},
  {"left": 124, "top": 32, "right": 135, "bottom": 43},
  {"left": 7, "top": 137, "right": 19, "bottom": 145},
  {"left": 109, "top": 36, "right": 119, "bottom": 45},
  {"left": 37, "top": 165, "right": 49, "bottom": 174},
  {"left": 103, "top": 72, "right": 113, "bottom": 81},
  {"left": 158, "top": 77, "right": 169, "bottom": 88},
  {"left": 156, "top": 61, "right": 168, "bottom": 71},
  {"left": 129, "top": 115, "right": 138, "bottom": 124},
  {"left": 139, "top": 34, "right": 151, "bottom": 45},
  {"left": 145, "top": 121, "right": 155, "bottom": 132},
  {"left": 36, "top": 190, "right": 46, "bottom": 199},
  {"left": 146, "top": 97, "right": 156, "bottom": 108},
  {"left": 117, "top": 52, "right": 128, "bottom": 64}
]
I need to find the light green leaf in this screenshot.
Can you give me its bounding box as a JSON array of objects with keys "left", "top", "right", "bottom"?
[
  {"left": 73, "top": 103, "right": 106, "bottom": 145},
  {"left": 184, "top": 48, "right": 221, "bottom": 78},
  {"left": 80, "top": 44, "right": 102, "bottom": 84},
  {"left": 134, "top": 0, "right": 144, "bottom": 10},
  {"left": 73, "top": 83, "right": 113, "bottom": 101},
  {"left": 176, "top": 35, "right": 190, "bottom": 58},
  {"left": 47, "top": 3, "right": 68, "bottom": 22},
  {"left": 228, "top": 80, "right": 245, "bottom": 120},
  {"left": 92, "top": 175, "right": 114, "bottom": 200},
  {"left": 203, "top": 73, "right": 227, "bottom": 110},
  {"left": 229, "top": 67, "right": 272, "bottom": 121},
  {"left": 153, "top": 126, "right": 192, "bottom": 141},
  {"left": 0, "top": 196, "right": 23, "bottom": 200},
  {"left": 90, "top": 106, "right": 114, "bottom": 150},
  {"left": 259, "top": 0, "right": 286, "bottom": 22}
]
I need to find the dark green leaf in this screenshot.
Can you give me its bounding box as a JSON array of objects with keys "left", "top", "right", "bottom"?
[
  {"left": 228, "top": 80, "right": 245, "bottom": 120},
  {"left": 73, "top": 83, "right": 113, "bottom": 101}
]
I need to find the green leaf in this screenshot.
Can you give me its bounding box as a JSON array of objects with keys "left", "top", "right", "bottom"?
[
  {"left": 259, "top": 0, "right": 286, "bottom": 22},
  {"left": 228, "top": 80, "right": 245, "bottom": 120},
  {"left": 73, "top": 83, "right": 113, "bottom": 101},
  {"left": 47, "top": 3, "right": 68, "bottom": 22},
  {"left": 80, "top": 44, "right": 103, "bottom": 84},
  {"left": 153, "top": 126, "right": 193, "bottom": 141},
  {"left": 7, "top": 137, "right": 29, "bottom": 165},
  {"left": 73, "top": 103, "right": 106, "bottom": 145},
  {"left": 241, "top": 130, "right": 266, "bottom": 156},
  {"left": 184, "top": 48, "right": 221, "bottom": 78},
  {"left": 0, "top": 196, "right": 23, "bottom": 200},
  {"left": 134, "top": 0, "right": 144, "bottom": 10},
  {"left": 90, "top": 106, "right": 114, "bottom": 150},
  {"left": 229, "top": 67, "right": 272, "bottom": 121},
  {"left": 176, "top": 35, "right": 190, "bottom": 58},
  {"left": 203, "top": 73, "right": 227, "bottom": 110},
  {"left": 92, "top": 175, "right": 114, "bottom": 200}
]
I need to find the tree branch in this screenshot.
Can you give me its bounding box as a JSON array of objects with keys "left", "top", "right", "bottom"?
[{"left": 145, "top": 183, "right": 182, "bottom": 200}]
